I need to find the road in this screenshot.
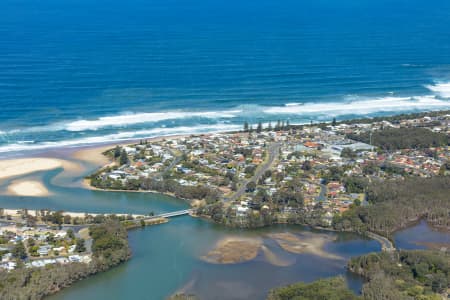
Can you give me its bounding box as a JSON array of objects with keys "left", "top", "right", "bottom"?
[
  {"left": 156, "top": 150, "right": 184, "bottom": 179},
  {"left": 226, "top": 142, "right": 281, "bottom": 202}
]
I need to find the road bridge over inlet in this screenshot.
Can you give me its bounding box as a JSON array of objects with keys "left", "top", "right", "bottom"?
[
  {"left": 366, "top": 232, "right": 396, "bottom": 252},
  {"left": 144, "top": 209, "right": 193, "bottom": 220}
]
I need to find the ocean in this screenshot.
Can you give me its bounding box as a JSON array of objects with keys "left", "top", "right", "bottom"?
[{"left": 1, "top": 0, "right": 450, "bottom": 155}]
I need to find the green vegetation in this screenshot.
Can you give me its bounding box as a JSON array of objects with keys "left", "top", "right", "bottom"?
[
  {"left": 349, "top": 250, "right": 449, "bottom": 299},
  {"left": 0, "top": 220, "right": 130, "bottom": 299},
  {"left": 347, "top": 127, "right": 448, "bottom": 150},
  {"left": 267, "top": 250, "right": 449, "bottom": 300},
  {"left": 75, "top": 238, "right": 86, "bottom": 253},
  {"left": 333, "top": 176, "right": 450, "bottom": 236},
  {"left": 119, "top": 149, "right": 129, "bottom": 165},
  {"left": 267, "top": 276, "right": 361, "bottom": 300},
  {"left": 11, "top": 241, "right": 27, "bottom": 260},
  {"left": 89, "top": 220, "right": 130, "bottom": 270}
]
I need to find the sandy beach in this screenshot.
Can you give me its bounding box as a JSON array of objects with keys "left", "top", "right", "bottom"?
[
  {"left": 71, "top": 145, "right": 113, "bottom": 166},
  {"left": 7, "top": 180, "right": 50, "bottom": 197},
  {"left": 0, "top": 134, "right": 192, "bottom": 197},
  {"left": 0, "top": 157, "right": 80, "bottom": 181}
]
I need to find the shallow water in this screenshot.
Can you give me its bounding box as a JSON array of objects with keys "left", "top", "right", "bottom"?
[{"left": 49, "top": 219, "right": 379, "bottom": 300}]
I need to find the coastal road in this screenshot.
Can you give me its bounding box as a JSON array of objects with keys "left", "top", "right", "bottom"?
[{"left": 226, "top": 142, "right": 281, "bottom": 202}]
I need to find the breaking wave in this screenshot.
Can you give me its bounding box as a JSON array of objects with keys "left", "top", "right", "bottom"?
[
  {"left": 425, "top": 81, "right": 450, "bottom": 98},
  {"left": 0, "top": 124, "right": 242, "bottom": 154},
  {"left": 1, "top": 87, "right": 450, "bottom": 155},
  {"left": 263, "top": 95, "right": 450, "bottom": 115}
]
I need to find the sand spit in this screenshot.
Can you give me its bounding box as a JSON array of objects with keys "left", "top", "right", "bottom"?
[
  {"left": 7, "top": 180, "right": 50, "bottom": 197},
  {"left": 201, "top": 237, "right": 262, "bottom": 264},
  {"left": 268, "top": 232, "right": 342, "bottom": 260},
  {"left": 0, "top": 157, "right": 80, "bottom": 181}
]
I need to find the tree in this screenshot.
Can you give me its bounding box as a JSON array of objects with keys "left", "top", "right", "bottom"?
[
  {"left": 332, "top": 117, "right": 337, "bottom": 126},
  {"left": 67, "top": 229, "right": 75, "bottom": 239},
  {"left": 12, "top": 241, "right": 27, "bottom": 259},
  {"left": 27, "top": 238, "right": 36, "bottom": 247},
  {"left": 64, "top": 214, "right": 72, "bottom": 224},
  {"left": 301, "top": 160, "right": 312, "bottom": 171},
  {"left": 275, "top": 120, "right": 281, "bottom": 131},
  {"left": 267, "top": 276, "right": 360, "bottom": 300},
  {"left": 120, "top": 149, "right": 129, "bottom": 165},
  {"left": 362, "top": 162, "right": 378, "bottom": 175},
  {"left": 113, "top": 146, "right": 121, "bottom": 158},
  {"left": 341, "top": 147, "right": 357, "bottom": 159},
  {"left": 246, "top": 181, "right": 256, "bottom": 192},
  {"left": 243, "top": 121, "right": 249, "bottom": 132},
  {"left": 256, "top": 122, "right": 262, "bottom": 133},
  {"left": 75, "top": 238, "right": 86, "bottom": 253}
]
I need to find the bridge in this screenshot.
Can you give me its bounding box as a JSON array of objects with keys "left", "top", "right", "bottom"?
[
  {"left": 366, "top": 232, "right": 396, "bottom": 252},
  {"left": 145, "top": 209, "right": 193, "bottom": 220}
]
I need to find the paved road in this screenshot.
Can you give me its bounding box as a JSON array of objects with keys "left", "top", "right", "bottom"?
[
  {"left": 227, "top": 142, "right": 281, "bottom": 202},
  {"left": 155, "top": 150, "right": 184, "bottom": 179}
]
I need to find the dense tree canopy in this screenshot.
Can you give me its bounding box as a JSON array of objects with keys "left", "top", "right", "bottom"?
[
  {"left": 349, "top": 250, "right": 449, "bottom": 299},
  {"left": 347, "top": 127, "right": 448, "bottom": 150},
  {"left": 267, "top": 276, "right": 361, "bottom": 300},
  {"left": 333, "top": 176, "right": 450, "bottom": 235}
]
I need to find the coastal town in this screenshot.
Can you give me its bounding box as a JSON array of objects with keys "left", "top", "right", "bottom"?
[
  {"left": 0, "top": 209, "right": 93, "bottom": 272},
  {"left": 89, "top": 112, "right": 450, "bottom": 228},
  {"left": 1, "top": 111, "right": 449, "bottom": 299},
  {"left": 3, "top": 1, "right": 450, "bottom": 298},
  {"left": 0, "top": 208, "right": 164, "bottom": 272}
]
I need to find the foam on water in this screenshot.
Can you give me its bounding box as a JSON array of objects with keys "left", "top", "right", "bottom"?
[
  {"left": 0, "top": 124, "right": 242, "bottom": 154},
  {"left": 264, "top": 95, "right": 450, "bottom": 116},
  {"left": 1, "top": 87, "right": 450, "bottom": 156},
  {"left": 65, "top": 110, "right": 241, "bottom": 132},
  {"left": 425, "top": 82, "right": 450, "bottom": 98}
]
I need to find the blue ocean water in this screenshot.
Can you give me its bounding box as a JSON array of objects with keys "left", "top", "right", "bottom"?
[{"left": 1, "top": 0, "right": 450, "bottom": 154}]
